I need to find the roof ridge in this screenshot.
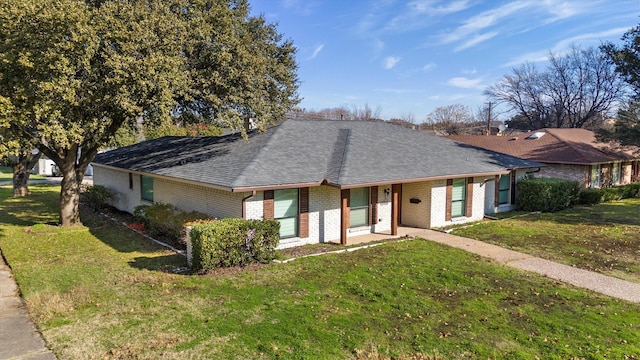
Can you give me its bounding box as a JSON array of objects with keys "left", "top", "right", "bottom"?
[
  {"left": 325, "top": 128, "right": 351, "bottom": 183},
  {"left": 229, "top": 123, "right": 282, "bottom": 188}
]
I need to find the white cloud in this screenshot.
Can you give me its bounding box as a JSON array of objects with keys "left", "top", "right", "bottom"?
[
  {"left": 454, "top": 31, "right": 498, "bottom": 51},
  {"left": 440, "top": 1, "right": 531, "bottom": 44},
  {"left": 308, "top": 44, "right": 324, "bottom": 60},
  {"left": 384, "top": 56, "right": 401, "bottom": 69},
  {"left": 503, "top": 26, "right": 631, "bottom": 67},
  {"left": 447, "top": 76, "right": 486, "bottom": 90},
  {"left": 422, "top": 62, "right": 437, "bottom": 72},
  {"left": 380, "top": 0, "right": 470, "bottom": 33}
]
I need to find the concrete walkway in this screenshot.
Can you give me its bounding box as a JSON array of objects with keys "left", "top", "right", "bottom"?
[
  {"left": 401, "top": 228, "right": 640, "bottom": 303},
  {"left": 0, "top": 250, "right": 56, "bottom": 360}
]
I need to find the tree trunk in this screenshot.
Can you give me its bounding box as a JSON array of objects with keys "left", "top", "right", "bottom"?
[
  {"left": 13, "top": 163, "right": 30, "bottom": 197},
  {"left": 58, "top": 165, "right": 85, "bottom": 227},
  {"left": 11, "top": 152, "right": 41, "bottom": 197}
]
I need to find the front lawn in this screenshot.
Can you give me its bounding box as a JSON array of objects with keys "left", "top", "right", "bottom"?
[
  {"left": 452, "top": 199, "right": 640, "bottom": 283},
  {"left": 1, "top": 185, "right": 639, "bottom": 359}
]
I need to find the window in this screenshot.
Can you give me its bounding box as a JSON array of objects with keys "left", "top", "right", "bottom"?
[
  {"left": 612, "top": 163, "right": 621, "bottom": 185},
  {"left": 590, "top": 165, "right": 601, "bottom": 188},
  {"left": 349, "top": 187, "right": 369, "bottom": 227},
  {"left": 451, "top": 178, "right": 467, "bottom": 217},
  {"left": 141, "top": 175, "right": 154, "bottom": 202},
  {"left": 274, "top": 189, "right": 298, "bottom": 238},
  {"left": 498, "top": 174, "right": 510, "bottom": 205}
]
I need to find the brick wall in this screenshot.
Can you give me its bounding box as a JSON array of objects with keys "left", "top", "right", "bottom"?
[
  {"left": 537, "top": 164, "right": 589, "bottom": 187},
  {"left": 401, "top": 181, "right": 432, "bottom": 228},
  {"left": 93, "top": 166, "right": 143, "bottom": 213},
  {"left": 155, "top": 179, "right": 244, "bottom": 218},
  {"left": 430, "top": 177, "right": 485, "bottom": 228}
]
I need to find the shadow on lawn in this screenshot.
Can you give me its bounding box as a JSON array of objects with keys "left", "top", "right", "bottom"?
[
  {"left": 81, "top": 206, "right": 188, "bottom": 273},
  {"left": 0, "top": 185, "right": 60, "bottom": 227}
]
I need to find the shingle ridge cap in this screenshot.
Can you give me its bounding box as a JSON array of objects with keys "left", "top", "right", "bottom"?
[{"left": 229, "top": 123, "right": 283, "bottom": 188}]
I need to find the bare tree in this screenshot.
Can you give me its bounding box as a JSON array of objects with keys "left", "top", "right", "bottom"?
[
  {"left": 485, "top": 45, "right": 627, "bottom": 130},
  {"left": 290, "top": 104, "right": 384, "bottom": 121},
  {"left": 421, "top": 104, "right": 474, "bottom": 134}
]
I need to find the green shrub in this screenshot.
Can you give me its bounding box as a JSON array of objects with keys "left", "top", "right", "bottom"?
[
  {"left": 190, "top": 218, "right": 280, "bottom": 271},
  {"left": 621, "top": 182, "right": 640, "bottom": 198},
  {"left": 82, "top": 185, "right": 114, "bottom": 210},
  {"left": 516, "top": 177, "right": 580, "bottom": 212},
  {"left": 133, "top": 203, "right": 211, "bottom": 242},
  {"left": 576, "top": 182, "right": 640, "bottom": 206},
  {"left": 577, "top": 189, "right": 602, "bottom": 205}
]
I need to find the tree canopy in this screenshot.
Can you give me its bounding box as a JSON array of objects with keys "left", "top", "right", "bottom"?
[
  {"left": 597, "top": 24, "right": 640, "bottom": 149},
  {"left": 0, "top": 0, "right": 300, "bottom": 226},
  {"left": 485, "top": 45, "right": 626, "bottom": 130}
]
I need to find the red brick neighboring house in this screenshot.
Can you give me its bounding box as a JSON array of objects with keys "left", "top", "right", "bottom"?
[{"left": 448, "top": 128, "right": 640, "bottom": 189}]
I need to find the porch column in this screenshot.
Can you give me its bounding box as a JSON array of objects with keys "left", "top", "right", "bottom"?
[
  {"left": 391, "top": 184, "right": 401, "bottom": 235},
  {"left": 340, "top": 189, "right": 349, "bottom": 245}
]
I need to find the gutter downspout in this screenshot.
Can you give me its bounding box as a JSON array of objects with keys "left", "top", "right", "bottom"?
[{"left": 242, "top": 190, "right": 257, "bottom": 219}]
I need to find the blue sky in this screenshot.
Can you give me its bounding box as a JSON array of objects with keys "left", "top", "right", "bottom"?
[{"left": 249, "top": 0, "right": 640, "bottom": 122}]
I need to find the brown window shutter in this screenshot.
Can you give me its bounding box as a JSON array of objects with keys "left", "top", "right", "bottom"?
[
  {"left": 494, "top": 175, "right": 500, "bottom": 207},
  {"left": 510, "top": 172, "right": 516, "bottom": 204},
  {"left": 340, "top": 189, "right": 349, "bottom": 245},
  {"left": 263, "top": 190, "right": 274, "bottom": 220},
  {"left": 466, "top": 177, "right": 473, "bottom": 217},
  {"left": 299, "top": 187, "right": 309, "bottom": 238},
  {"left": 370, "top": 186, "right": 378, "bottom": 225},
  {"left": 445, "top": 179, "right": 453, "bottom": 221}
]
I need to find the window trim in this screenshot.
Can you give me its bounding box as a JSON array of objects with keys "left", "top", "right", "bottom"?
[
  {"left": 590, "top": 164, "right": 601, "bottom": 188},
  {"left": 498, "top": 174, "right": 510, "bottom": 205},
  {"left": 451, "top": 178, "right": 467, "bottom": 218},
  {"left": 140, "top": 175, "right": 154, "bottom": 202},
  {"left": 612, "top": 163, "right": 621, "bottom": 185},
  {"left": 274, "top": 188, "right": 299, "bottom": 239},
  {"left": 349, "top": 187, "right": 370, "bottom": 228}
]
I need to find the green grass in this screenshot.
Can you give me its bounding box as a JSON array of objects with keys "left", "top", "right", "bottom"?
[
  {"left": 1, "top": 185, "right": 640, "bottom": 359},
  {"left": 453, "top": 199, "right": 640, "bottom": 283}
]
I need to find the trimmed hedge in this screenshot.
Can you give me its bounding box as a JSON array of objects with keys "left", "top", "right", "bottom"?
[
  {"left": 576, "top": 182, "right": 640, "bottom": 206},
  {"left": 516, "top": 177, "right": 580, "bottom": 212},
  {"left": 190, "top": 218, "right": 279, "bottom": 271},
  {"left": 133, "top": 203, "right": 211, "bottom": 242}
]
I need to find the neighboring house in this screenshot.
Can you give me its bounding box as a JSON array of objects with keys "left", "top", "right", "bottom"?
[
  {"left": 448, "top": 128, "right": 640, "bottom": 189},
  {"left": 92, "top": 119, "right": 540, "bottom": 248}
]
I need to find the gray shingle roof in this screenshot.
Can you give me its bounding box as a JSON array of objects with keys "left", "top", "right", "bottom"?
[{"left": 93, "top": 119, "right": 542, "bottom": 191}]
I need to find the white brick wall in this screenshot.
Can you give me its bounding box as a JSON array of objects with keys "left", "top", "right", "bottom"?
[
  {"left": 155, "top": 179, "right": 244, "bottom": 218},
  {"left": 93, "top": 166, "right": 245, "bottom": 218},
  {"left": 374, "top": 186, "right": 392, "bottom": 233},
  {"left": 93, "top": 166, "right": 143, "bottom": 213},
  {"left": 245, "top": 192, "right": 264, "bottom": 220}
]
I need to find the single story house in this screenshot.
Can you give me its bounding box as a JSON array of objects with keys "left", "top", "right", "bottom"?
[
  {"left": 448, "top": 128, "right": 640, "bottom": 189},
  {"left": 92, "top": 119, "right": 541, "bottom": 248}
]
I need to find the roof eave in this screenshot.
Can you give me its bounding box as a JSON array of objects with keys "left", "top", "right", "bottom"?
[{"left": 91, "top": 162, "right": 234, "bottom": 192}]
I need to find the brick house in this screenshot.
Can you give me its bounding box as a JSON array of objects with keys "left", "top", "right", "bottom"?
[
  {"left": 448, "top": 128, "right": 640, "bottom": 189},
  {"left": 92, "top": 119, "right": 540, "bottom": 248}
]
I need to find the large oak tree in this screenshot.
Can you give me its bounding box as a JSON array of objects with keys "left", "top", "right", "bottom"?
[{"left": 0, "top": 0, "right": 299, "bottom": 226}]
